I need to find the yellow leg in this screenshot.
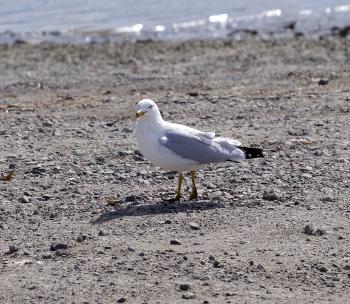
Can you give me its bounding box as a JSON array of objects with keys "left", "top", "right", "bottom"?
[
  {"left": 189, "top": 171, "right": 198, "bottom": 200},
  {"left": 174, "top": 173, "right": 183, "bottom": 201}
]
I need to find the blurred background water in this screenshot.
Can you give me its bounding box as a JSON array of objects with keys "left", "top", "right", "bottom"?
[{"left": 0, "top": 0, "right": 349, "bottom": 43}]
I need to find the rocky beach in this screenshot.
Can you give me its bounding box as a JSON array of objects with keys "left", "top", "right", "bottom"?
[{"left": 0, "top": 35, "right": 350, "bottom": 303}]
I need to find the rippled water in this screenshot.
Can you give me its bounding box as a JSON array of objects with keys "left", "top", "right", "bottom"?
[{"left": 0, "top": 0, "right": 349, "bottom": 42}]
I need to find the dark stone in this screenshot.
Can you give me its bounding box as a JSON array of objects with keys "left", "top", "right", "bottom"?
[
  {"left": 50, "top": 242, "right": 68, "bottom": 251},
  {"left": 117, "top": 297, "right": 126, "bottom": 303},
  {"left": 179, "top": 283, "right": 191, "bottom": 291},
  {"left": 42, "top": 120, "right": 53, "bottom": 127},
  {"left": 77, "top": 234, "right": 86, "bottom": 243},
  {"left": 213, "top": 260, "right": 220, "bottom": 268},
  {"left": 319, "top": 266, "right": 328, "bottom": 273},
  {"left": 19, "top": 196, "right": 31, "bottom": 203},
  {"left": 98, "top": 229, "right": 108, "bottom": 236},
  {"left": 318, "top": 79, "right": 329, "bottom": 86},
  {"left": 95, "top": 155, "right": 105, "bottom": 164},
  {"left": 170, "top": 239, "right": 181, "bottom": 245},
  {"left": 31, "top": 166, "right": 46, "bottom": 175},
  {"left": 262, "top": 190, "right": 279, "bottom": 201},
  {"left": 125, "top": 195, "right": 136, "bottom": 202},
  {"left": 5, "top": 245, "right": 19, "bottom": 254},
  {"left": 303, "top": 224, "right": 326, "bottom": 236}
]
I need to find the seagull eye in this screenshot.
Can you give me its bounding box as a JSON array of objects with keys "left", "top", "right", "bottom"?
[{"left": 148, "top": 105, "right": 153, "bottom": 109}]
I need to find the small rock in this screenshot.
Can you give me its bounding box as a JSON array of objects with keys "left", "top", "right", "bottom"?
[
  {"left": 50, "top": 242, "right": 68, "bottom": 251},
  {"left": 170, "top": 239, "right": 181, "bottom": 245},
  {"left": 189, "top": 222, "right": 200, "bottom": 230},
  {"left": 302, "top": 173, "right": 313, "bottom": 179},
  {"left": 300, "top": 166, "right": 313, "bottom": 172},
  {"left": 117, "top": 297, "right": 126, "bottom": 303},
  {"left": 133, "top": 150, "right": 145, "bottom": 161},
  {"left": 303, "top": 224, "right": 315, "bottom": 235},
  {"left": 322, "top": 196, "right": 334, "bottom": 202},
  {"left": 343, "top": 265, "right": 350, "bottom": 270},
  {"left": 303, "top": 224, "right": 326, "bottom": 236},
  {"left": 182, "top": 292, "right": 196, "bottom": 300},
  {"left": 55, "top": 249, "right": 67, "bottom": 256},
  {"left": 76, "top": 234, "right": 86, "bottom": 243},
  {"left": 262, "top": 190, "right": 279, "bottom": 201},
  {"left": 318, "top": 79, "right": 329, "bottom": 86},
  {"left": 164, "top": 219, "right": 172, "bottom": 224},
  {"left": 95, "top": 155, "right": 105, "bottom": 164},
  {"left": 5, "top": 245, "right": 19, "bottom": 255},
  {"left": 179, "top": 283, "right": 191, "bottom": 291},
  {"left": 125, "top": 195, "right": 136, "bottom": 202},
  {"left": 288, "top": 128, "right": 308, "bottom": 136},
  {"left": 98, "top": 229, "right": 108, "bottom": 236},
  {"left": 319, "top": 266, "right": 328, "bottom": 273},
  {"left": 213, "top": 260, "right": 220, "bottom": 268},
  {"left": 31, "top": 165, "right": 46, "bottom": 175},
  {"left": 42, "top": 120, "right": 53, "bottom": 127},
  {"left": 19, "top": 196, "right": 31, "bottom": 204}
]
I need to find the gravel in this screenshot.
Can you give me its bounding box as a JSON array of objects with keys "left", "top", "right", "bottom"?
[{"left": 0, "top": 36, "right": 349, "bottom": 303}]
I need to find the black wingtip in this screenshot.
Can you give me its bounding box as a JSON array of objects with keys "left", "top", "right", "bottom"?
[{"left": 239, "top": 146, "right": 264, "bottom": 159}]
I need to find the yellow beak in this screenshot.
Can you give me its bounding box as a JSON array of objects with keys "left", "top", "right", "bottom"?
[{"left": 136, "top": 110, "right": 146, "bottom": 118}]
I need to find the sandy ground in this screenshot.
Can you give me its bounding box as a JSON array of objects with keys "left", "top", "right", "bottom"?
[{"left": 0, "top": 36, "right": 350, "bottom": 303}]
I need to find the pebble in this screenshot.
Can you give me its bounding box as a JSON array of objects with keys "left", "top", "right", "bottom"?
[
  {"left": 262, "top": 190, "right": 279, "bottom": 201},
  {"left": 303, "top": 224, "right": 326, "bottom": 236},
  {"left": 303, "top": 224, "right": 315, "bottom": 235},
  {"left": 182, "top": 292, "right": 196, "bottom": 300},
  {"left": 76, "top": 234, "right": 87, "bottom": 243},
  {"left": 302, "top": 173, "right": 313, "bottom": 179},
  {"left": 213, "top": 260, "right": 220, "bottom": 268},
  {"left": 170, "top": 239, "right": 182, "bottom": 245},
  {"left": 31, "top": 165, "right": 46, "bottom": 175},
  {"left": 318, "top": 79, "right": 329, "bottom": 86},
  {"left": 98, "top": 229, "right": 108, "bottom": 236},
  {"left": 179, "top": 283, "right": 191, "bottom": 291},
  {"left": 117, "top": 297, "right": 126, "bottom": 303},
  {"left": 55, "top": 249, "right": 67, "bottom": 257},
  {"left": 42, "top": 120, "right": 53, "bottom": 127},
  {"left": 189, "top": 222, "right": 200, "bottom": 230},
  {"left": 19, "top": 196, "right": 31, "bottom": 203},
  {"left": 5, "top": 245, "right": 19, "bottom": 254},
  {"left": 95, "top": 155, "right": 105, "bottom": 164},
  {"left": 288, "top": 128, "right": 308, "bottom": 136},
  {"left": 125, "top": 195, "right": 136, "bottom": 202},
  {"left": 318, "top": 266, "right": 328, "bottom": 273},
  {"left": 50, "top": 242, "right": 68, "bottom": 251}
]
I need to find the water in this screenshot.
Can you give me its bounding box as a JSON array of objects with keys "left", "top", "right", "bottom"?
[{"left": 0, "top": 0, "right": 350, "bottom": 43}]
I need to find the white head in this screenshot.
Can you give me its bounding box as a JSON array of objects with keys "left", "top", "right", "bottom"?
[{"left": 135, "top": 99, "right": 163, "bottom": 121}]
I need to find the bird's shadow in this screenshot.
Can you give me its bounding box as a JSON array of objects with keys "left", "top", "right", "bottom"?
[{"left": 91, "top": 199, "right": 224, "bottom": 224}]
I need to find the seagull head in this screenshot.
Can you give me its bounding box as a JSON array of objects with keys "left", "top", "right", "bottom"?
[{"left": 136, "top": 99, "right": 162, "bottom": 121}]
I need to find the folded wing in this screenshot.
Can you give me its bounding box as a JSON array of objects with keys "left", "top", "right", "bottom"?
[{"left": 159, "top": 129, "right": 245, "bottom": 164}]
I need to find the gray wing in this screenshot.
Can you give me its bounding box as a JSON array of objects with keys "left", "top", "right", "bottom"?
[{"left": 159, "top": 129, "right": 242, "bottom": 164}]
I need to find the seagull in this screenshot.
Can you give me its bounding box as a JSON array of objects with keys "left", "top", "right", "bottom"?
[{"left": 135, "top": 99, "right": 263, "bottom": 201}]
